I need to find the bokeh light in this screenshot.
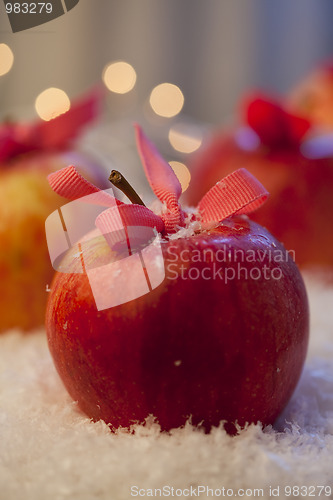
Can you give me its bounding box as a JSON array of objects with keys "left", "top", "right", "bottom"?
[
  {"left": 35, "top": 88, "right": 71, "bottom": 121},
  {"left": 0, "top": 44, "right": 14, "bottom": 76},
  {"left": 149, "top": 83, "right": 184, "bottom": 118},
  {"left": 168, "top": 123, "right": 203, "bottom": 153},
  {"left": 102, "top": 61, "right": 137, "bottom": 94},
  {"left": 169, "top": 161, "right": 191, "bottom": 192},
  {"left": 234, "top": 126, "right": 261, "bottom": 151}
]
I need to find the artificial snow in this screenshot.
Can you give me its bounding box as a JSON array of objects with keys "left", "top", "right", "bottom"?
[{"left": 0, "top": 273, "right": 332, "bottom": 500}]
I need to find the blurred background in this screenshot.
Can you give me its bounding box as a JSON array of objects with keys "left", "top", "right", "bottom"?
[{"left": 1, "top": 0, "right": 333, "bottom": 194}]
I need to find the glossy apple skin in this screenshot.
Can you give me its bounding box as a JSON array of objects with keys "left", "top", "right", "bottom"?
[
  {"left": 46, "top": 217, "right": 309, "bottom": 433},
  {"left": 0, "top": 151, "right": 107, "bottom": 333},
  {"left": 187, "top": 132, "right": 333, "bottom": 269}
]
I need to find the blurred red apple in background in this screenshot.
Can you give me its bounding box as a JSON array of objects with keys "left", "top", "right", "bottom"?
[
  {"left": 45, "top": 127, "right": 309, "bottom": 434},
  {"left": 287, "top": 61, "right": 333, "bottom": 129},
  {"left": 187, "top": 95, "right": 333, "bottom": 270},
  {"left": 0, "top": 89, "right": 108, "bottom": 333}
]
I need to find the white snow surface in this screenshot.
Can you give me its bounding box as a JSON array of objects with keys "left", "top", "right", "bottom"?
[{"left": 0, "top": 273, "right": 332, "bottom": 500}]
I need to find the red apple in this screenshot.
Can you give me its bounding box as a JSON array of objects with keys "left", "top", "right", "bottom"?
[
  {"left": 287, "top": 61, "right": 333, "bottom": 129},
  {"left": 0, "top": 90, "right": 107, "bottom": 333},
  {"left": 187, "top": 95, "right": 333, "bottom": 270},
  {"left": 45, "top": 127, "right": 309, "bottom": 433}
]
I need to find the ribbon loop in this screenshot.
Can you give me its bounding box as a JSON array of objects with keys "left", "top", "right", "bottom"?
[
  {"left": 197, "top": 168, "right": 269, "bottom": 224},
  {"left": 135, "top": 124, "right": 185, "bottom": 231},
  {"left": 96, "top": 204, "right": 164, "bottom": 235},
  {"left": 48, "top": 165, "right": 119, "bottom": 207},
  {"left": 135, "top": 124, "right": 182, "bottom": 203},
  {"left": 95, "top": 204, "right": 164, "bottom": 254}
]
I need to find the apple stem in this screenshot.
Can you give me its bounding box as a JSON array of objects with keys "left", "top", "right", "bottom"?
[{"left": 109, "top": 170, "right": 146, "bottom": 206}]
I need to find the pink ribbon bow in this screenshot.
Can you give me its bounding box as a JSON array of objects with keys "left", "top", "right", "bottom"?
[
  {"left": 0, "top": 88, "right": 102, "bottom": 163},
  {"left": 48, "top": 125, "right": 269, "bottom": 238}
]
